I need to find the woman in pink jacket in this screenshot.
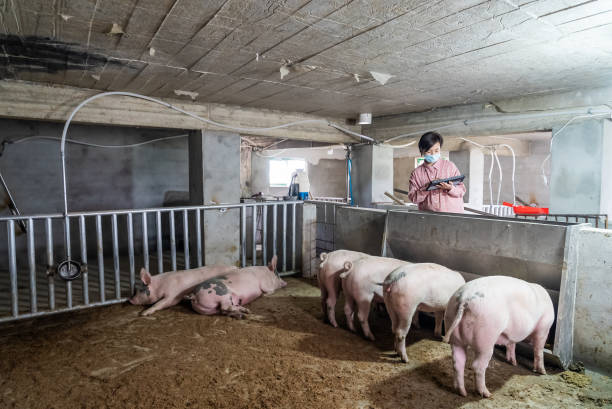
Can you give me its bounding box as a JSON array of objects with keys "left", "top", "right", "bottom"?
[{"left": 408, "top": 132, "right": 466, "bottom": 213}]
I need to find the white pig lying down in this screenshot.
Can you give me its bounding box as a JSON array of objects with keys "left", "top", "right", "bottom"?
[
  {"left": 318, "top": 250, "right": 368, "bottom": 327},
  {"left": 382, "top": 263, "right": 466, "bottom": 363},
  {"left": 190, "top": 255, "right": 287, "bottom": 319},
  {"left": 129, "top": 265, "right": 238, "bottom": 316},
  {"left": 340, "top": 256, "right": 410, "bottom": 341},
  {"left": 443, "top": 276, "right": 555, "bottom": 398}
]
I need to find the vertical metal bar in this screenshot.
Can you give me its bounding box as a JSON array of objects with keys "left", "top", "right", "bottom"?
[
  {"left": 96, "top": 215, "right": 105, "bottom": 302},
  {"left": 252, "top": 206, "right": 257, "bottom": 266},
  {"left": 79, "top": 215, "right": 89, "bottom": 305},
  {"left": 65, "top": 216, "right": 72, "bottom": 309},
  {"left": 156, "top": 211, "right": 163, "bottom": 274},
  {"left": 272, "top": 204, "right": 277, "bottom": 261},
  {"left": 196, "top": 209, "right": 202, "bottom": 267},
  {"left": 282, "top": 203, "right": 287, "bottom": 272},
  {"left": 142, "top": 212, "right": 149, "bottom": 273},
  {"left": 127, "top": 213, "right": 135, "bottom": 294},
  {"left": 112, "top": 214, "right": 120, "bottom": 299},
  {"left": 183, "top": 209, "right": 190, "bottom": 269},
  {"left": 27, "top": 218, "right": 37, "bottom": 313},
  {"left": 292, "top": 203, "right": 296, "bottom": 271},
  {"left": 241, "top": 206, "right": 247, "bottom": 267},
  {"left": 8, "top": 220, "right": 18, "bottom": 317},
  {"left": 46, "top": 218, "right": 55, "bottom": 310},
  {"left": 262, "top": 205, "right": 268, "bottom": 266},
  {"left": 169, "top": 210, "right": 176, "bottom": 271},
  {"left": 595, "top": 217, "right": 599, "bottom": 228}
]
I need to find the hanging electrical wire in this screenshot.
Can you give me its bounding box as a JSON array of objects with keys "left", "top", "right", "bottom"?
[{"left": 2, "top": 134, "right": 189, "bottom": 150}]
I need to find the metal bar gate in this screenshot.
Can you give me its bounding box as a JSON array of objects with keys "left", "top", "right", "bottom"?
[{"left": 0, "top": 201, "right": 302, "bottom": 323}]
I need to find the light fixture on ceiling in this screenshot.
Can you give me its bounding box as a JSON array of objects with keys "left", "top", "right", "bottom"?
[{"left": 358, "top": 113, "right": 372, "bottom": 125}]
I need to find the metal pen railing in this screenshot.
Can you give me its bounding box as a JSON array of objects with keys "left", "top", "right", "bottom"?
[
  {"left": 515, "top": 213, "right": 608, "bottom": 229},
  {"left": 0, "top": 201, "right": 301, "bottom": 323}
]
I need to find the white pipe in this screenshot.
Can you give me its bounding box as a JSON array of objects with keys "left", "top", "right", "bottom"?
[
  {"left": 382, "top": 141, "right": 416, "bottom": 148},
  {"left": 493, "top": 150, "right": 503, "bottom": 205},
  {"left": 488, "top": 150, "right": 494, "bottom": 206},
  {"left": 10, "top": 134, "right": 189, "bottom": 148},
  {"left": 497, "top": 144, "right": 516, "bottom": 205}
]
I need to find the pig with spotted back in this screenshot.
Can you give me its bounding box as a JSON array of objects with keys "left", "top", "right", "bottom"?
[
  {"left": 129, "top": 265, "right": 237, "bottom": 316},
  {"left": 383, "top": 263, "right": 465, "bottom": 363},
  {"left": 443, "top": 276, "right": 555, "bottom": 398},
  {"left": 190, "top": 255, "right": 286, "bottom": 318},
  {"left": 318, "top": 250, "right": 368, "bottom": 327},
  {"left": 341, "top": 256, "right": 410, "bottom": 341}
]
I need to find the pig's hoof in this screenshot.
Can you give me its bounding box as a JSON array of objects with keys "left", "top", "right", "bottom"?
[
  {"left": 458, "top": 388, "right": 467, "bottom": 397},
  {"left": 479, "top": 389, "right": 491, "bottom": 398},
  {"left": 366, "top": 334, "right": 376, "bottom": 342}
]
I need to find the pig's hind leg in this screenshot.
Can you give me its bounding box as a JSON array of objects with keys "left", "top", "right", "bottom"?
[
  {"left": 471, "top": 335, "right": 496, "bottom": 398},
  {"left": 433, "top": 311, "right": 444, "bottom": 338},
  {"left": 395, "top": 305, "right": 417, "bottom": 362},
  {"left": 356, "top": 298, "right": 376, "bottom": 341},
  {"left": 343, "top": 292, "right": 357, "bottom": 333},
  {"left": 505, "top": 342, "right": 517, "bottom": 366},
  {"left": 451, "top": 343, "right": 468, "bottom": 397},
  {"left": 325, "top": 280, "right": 341, "bottom": 328},
  {"left": 531, "top": 324, "right": 550, "bottom": 374}
]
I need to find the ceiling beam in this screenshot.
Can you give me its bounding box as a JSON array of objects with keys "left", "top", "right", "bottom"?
[
  {"left": 0, "top": 80, "right": 357, "bottom": 143},
  {"left": 364, "top": 86, "right": 612, "bottom": 141}
]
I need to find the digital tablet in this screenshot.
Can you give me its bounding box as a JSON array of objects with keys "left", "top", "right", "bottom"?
[{"left": 426, "top": 175, "right": 465, "bottom": 191}]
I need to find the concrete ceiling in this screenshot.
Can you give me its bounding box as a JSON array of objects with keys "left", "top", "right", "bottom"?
[{"left": 1, "top": 0, "right": 611, "bottom": 118}]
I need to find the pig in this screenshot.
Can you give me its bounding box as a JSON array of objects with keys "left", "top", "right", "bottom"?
[
  {"left": 318, "top": 250, "right": 368, "bottom": 327},
  {"left": 190, "top": 255, "right": 287, "bottom": 319},
  {"left": 443, "top": 276, "right": 555, "bottom": 398},
  {"left": 129, "top": 264, "right": 238, "bottom": 316},
  {"left": 382, "top": 263, "right": 466, "bottom": 363},
  {"left": 340, "top": 256, "right": 410, "bottom": 341}
]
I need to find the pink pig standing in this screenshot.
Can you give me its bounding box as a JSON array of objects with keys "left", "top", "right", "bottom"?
[
  {"left": 443, "top": 276, "right": 555, "bottom": 398},
  {"left": 340, "top": 256, "right": 409, "bottom": 341},
  {"left": 318, "top": 250, "right": 368, "bottom": 327},
  {"left": 129, "top": 264, "right": 237, "bottom": 316},
  {"left": 190, "top": 255, "right": 286, "bottom": 319},
  {"left": 383, "top": 263, "right": 465, "bottom": 363}
]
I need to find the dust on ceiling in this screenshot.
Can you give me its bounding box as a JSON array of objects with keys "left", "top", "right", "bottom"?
[{"left": 1, "top": 0, "right": 611, "bottom": 118}]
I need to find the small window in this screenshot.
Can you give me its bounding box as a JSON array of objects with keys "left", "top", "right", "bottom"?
[{"left": 269, "top": 158, "right": 306, "bottom": 187}]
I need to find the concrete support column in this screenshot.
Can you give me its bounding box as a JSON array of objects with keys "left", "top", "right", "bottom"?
[
  {"left": 351, "top": 144, "right": 393, "bottom": 207},
  {"left": 450, "top": 148, "right": 484, "bottom": 209},
  {"left": 189, "top": 130, "right": 241, "bottom": 266},
  {"left": 550, "top": 119, "right": 612, "bottom": 216}
]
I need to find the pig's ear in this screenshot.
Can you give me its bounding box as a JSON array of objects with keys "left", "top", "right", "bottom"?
[
  {"left": 268, "top": 255, "right": 278, "bottom": 272},
  {"left": 140, "top": 268, "right": 152, "bottom": 285}
]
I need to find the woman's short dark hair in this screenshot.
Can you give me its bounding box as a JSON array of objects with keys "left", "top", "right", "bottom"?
[{"left": 418, "top": 132, "right": 443, "bottom": 154}]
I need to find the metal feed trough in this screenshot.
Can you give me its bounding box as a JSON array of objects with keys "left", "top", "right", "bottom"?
[{"left": 0, "top": 201, "right": 302, "bottom": 323}]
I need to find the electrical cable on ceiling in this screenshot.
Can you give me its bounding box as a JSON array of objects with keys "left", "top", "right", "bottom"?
[{"left": 5, "top": 134, "right": 189, "bottom": 149}]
